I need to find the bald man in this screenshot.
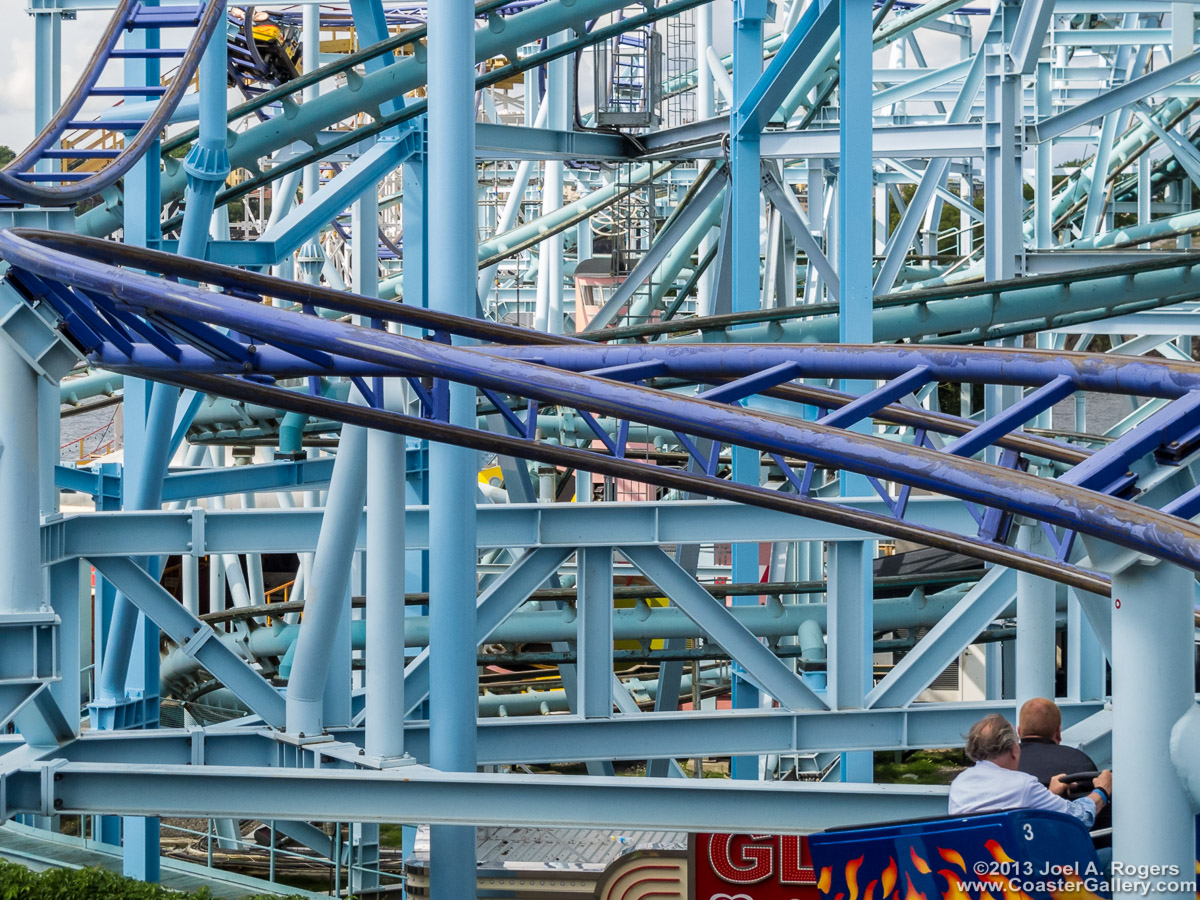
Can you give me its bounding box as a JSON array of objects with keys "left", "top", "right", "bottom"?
[{"left": 1017, "top": 698, "right": 1097, "bottom": 787}]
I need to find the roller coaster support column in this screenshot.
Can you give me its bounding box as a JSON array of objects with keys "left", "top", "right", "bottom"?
[
  {"left": 92, "top": 6, "right": 170, "bottom": 875},
  {"left": 535, "top": 31, "right": 569, "bottom": 335},
  {"left": 427, "top": 0, "right": 479, "bottom": 894},
  {"left": 177, "top": 15, "right": 230, "bottom": 260},
  {"left": 695, "top": 1, "right": 716, "bottom": 313},
  {"left": 33, "top": 9, "right": 61, "bottom": 176},
  {"left": 1015, "top": 525, "right": 1055, "bottom": 708},
  {"left": 285, "top": 419, "right": 365, "bottom": 734},
  {"left": 354, "top": 164, "right": 388, "bottom": 895},
  {"left": 32, "top": 4, "right": 63, "bottom": 528},
  {"left": 297, "top": 4, "right": 323, "bottom": 285},
  {"left": 1110, "top": 560, "right": 1197, "bottom": 898},
  {"left": 836, "top": 0, "right": 875, "bottom": 784},
  {"left": 729, "top": 0, "right": 766, "bottom": 780},
  {"left": 0, "top": 341, "right": 43, "bottom": 618}
]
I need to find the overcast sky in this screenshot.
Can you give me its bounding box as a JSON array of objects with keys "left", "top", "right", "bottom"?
[{"left": 1, "top": 10, "right": 116, "bottom": 149}]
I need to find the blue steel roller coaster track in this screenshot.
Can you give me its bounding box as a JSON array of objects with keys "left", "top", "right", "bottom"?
[
  {"left": 0, "top": 1, "right": 226, "bottom": 207},
  {"left": 6, "top": 228, "right": 1200, "bottom": 597}
]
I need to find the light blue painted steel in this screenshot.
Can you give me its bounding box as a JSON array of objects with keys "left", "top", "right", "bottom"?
[
  {"left": 1035, "top": 49, "right": 1200, "bottom": 142},
  {"left": 43, "top": 499, "right": 978, "bottom": 562},
  {"left": 1014, "top": 525, "right": 1056, "bottom": 709},
  {"left": 1007, "top": 0, "right": 1055, "bottom": 74},
  {"left": 827, "top": 541, "right": 871, "bottom": 715},
  {"left": 729, "top": 0, "right": 770, "bottom": 779},
  {"left": 873, "top": 12, "right": 989, "bottom": 296},
  {"left": 259, "top": 137, "right": 417, "bottom": 264},
  {"left": 577, "top": 547, "right": 614, "bottom": 718},
  {"left": 427, "top": 0, "right": 479, "bottom": 889},
  {"left": 89, "top": 556, "right": 286, "bottom": 727},
  {"left": 95, "top": 383, "right": 177, "bottom": 705},
  {"left": 13, "top": 699, "right": 1107, "bottom": 768},
  {"left": 737, "top": 0, "right": 839, "bottom": 137},
  {"left": 621, "top": 546, "right": 827, "bottom": 711},
  {"left": 228, "top": 583, "right": 1009, "bottom": 663},
  {"left": 403, "top": 546, "right": 575, "bottom": 716},
  {"left": 0, "top": 340, "right": 45, "bottom": 617},
  {"left": 1110, "top": 560, "right": 1197, "bottom": 892},
  {"left": 867, "top": 567, "right": 1017, "bottom": 708},
  {"left": 365, "top": 404, "right": 407, "bottom": 756},
  {"left": 1066, "top": 595, "right": 1106, "bottom": 702},
  {"left": 159, "top": 457, "right": 336, "bottom": 502},
  {"left": 285, "top": 418, "right": 366, "bottom": 735},
  {"left": 177, "top": 20, "right": 230, "bottom": 260},
  {"left": 17, "top": 762, "right": 954, "bottom": 832}
]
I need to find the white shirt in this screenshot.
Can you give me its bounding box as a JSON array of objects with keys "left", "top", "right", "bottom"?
[{"left": 948, "top": 760, "right": 1097, "bottom": 827}]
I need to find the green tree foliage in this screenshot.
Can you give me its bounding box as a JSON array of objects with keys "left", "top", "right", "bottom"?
[
  {"left": 0, "top": 860, "right": 308, "bottom": 900},
  {"left": 0, "top": 146, "right": 15, "bottom": 167}
]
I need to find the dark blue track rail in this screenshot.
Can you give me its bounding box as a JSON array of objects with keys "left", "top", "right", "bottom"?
[
  {"left": 6, "top": 228, "right": 1200, "bottom": 593},
  {"left": 0, "top": 0, "right": 224, "bottom": 206}
]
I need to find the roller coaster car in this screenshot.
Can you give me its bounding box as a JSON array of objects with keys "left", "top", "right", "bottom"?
[
  {"left": 253, "top": 18, "right": 301, "bottom": 84},
  {"left": 230, "top": 8, "right": 301, "bottom": 85},
  {"left": 808, "top": 810, "right": 1111, "bottom": 900}
]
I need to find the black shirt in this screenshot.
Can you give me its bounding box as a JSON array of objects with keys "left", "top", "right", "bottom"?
[
  {"left": 1017, "top": 737, "right": 1096, "bottom": 786},
  {"left": 1018, "top": 737, "right": 1110, "bottom": 832}
]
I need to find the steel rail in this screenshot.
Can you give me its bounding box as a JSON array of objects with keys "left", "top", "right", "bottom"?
[
  {"left": 576, "top": 250, "right": 1200, "bottom": 343},
  {"left": 0, "top": 230, "right": 1096, "bottom": 466},
  {"left": 154, "top": 370, "right": 1115, "bottom": 595},
  {"left": 4, "top": 233, "right": 1200, "bottom": 583},
  {"left": 0, "top": 0, "right": 226, "bottom": 206}
]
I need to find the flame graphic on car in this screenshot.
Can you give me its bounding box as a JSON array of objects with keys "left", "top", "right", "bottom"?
[
  {"left": 881, "top": 857, "right": 898, "bottom": 897},
  {"left": 818, "top": 840, "right": 1036, "bottom": 900}
]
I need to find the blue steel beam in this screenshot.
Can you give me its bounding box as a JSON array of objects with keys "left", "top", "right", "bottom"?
[
  {"left": 158, "top": 457, "right": 336, "bottom": 502},
  {"left": 9, "top": 762, "right": 954, "bottom": 833},
  {"left": 256, "top": 136, "right": 420, "bottom": 264},
  {"left": 1034, "top": 50, "right": 1200, "bottom": 142},
  {"left": 42, "top": 498, "right": 978, "bottom": 560},
  {"left": 403, "top": 546, "right": 573, "bottom": 716},
  {"left": 27, "top": 700, "right": 1110, "bottom": 769}
]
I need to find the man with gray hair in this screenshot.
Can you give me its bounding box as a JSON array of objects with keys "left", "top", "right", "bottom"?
[{"left": 948, "top": 713, "right": 1112, "bottom": 827}]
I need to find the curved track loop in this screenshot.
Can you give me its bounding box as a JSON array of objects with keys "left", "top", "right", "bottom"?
[
  {"left": 0, "top": 0, "right": 225, "bottom": 206},
  {"left": 6, "top": 229, "right": 1200, "bottom": 592}
]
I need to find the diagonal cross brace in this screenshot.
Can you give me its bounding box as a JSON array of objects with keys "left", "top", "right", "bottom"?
[
  {"left": 90, "top": 556, "right": 286, "bottom": 728},
  {"left": 620, "top": 545, "right": 827, "bottom": 711},
  {"left": 736, "top": 0, "right": 841, "bottom": 136},
  {"left": 583, "top": 166, "right": 729, "bottom": 332},
  {"left": 761, "top": 166, "right": 840, "bottom": 295},
  {"left": 867, "top": 566, "right": 1017, "bottom": 708},
  {"left": 404, "top": 546, "right": 574, "bottom": 716}
]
